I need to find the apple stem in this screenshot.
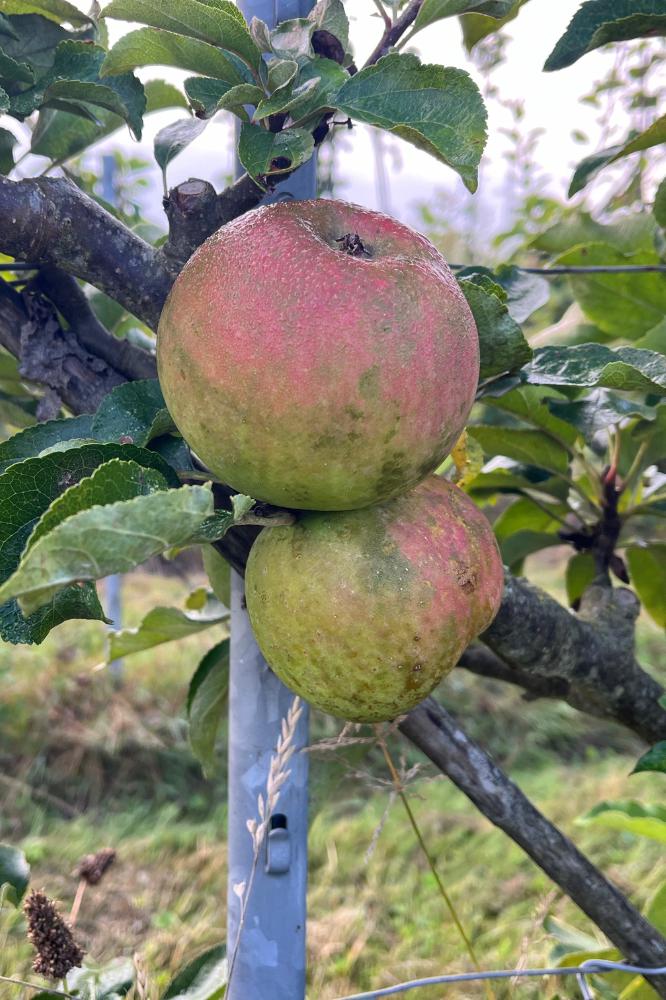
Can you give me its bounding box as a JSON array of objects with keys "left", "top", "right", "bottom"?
[{"left": 335, "top": 233, "right": 372, "bottom": 257}]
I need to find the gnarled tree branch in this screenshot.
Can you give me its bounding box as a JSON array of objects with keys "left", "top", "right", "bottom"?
[
  {"left": 0, "top": 280, "right": 125, "bottom": 413},
  {"left": 482, "top": 573, "right": 666, "bottom": 745},
  {"left": 32, "top": 267, "right": 157, "bottom": 381},
  {"left": 0, "top": 175, "right": 171, "bottom": 329}
]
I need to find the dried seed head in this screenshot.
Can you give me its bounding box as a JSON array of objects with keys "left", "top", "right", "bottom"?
[
  {"left": 24, "top": 890, "right": 85, "bottom": 980},
  {"left": 76, "top": 847, "right": 117, "bottom": 886}
]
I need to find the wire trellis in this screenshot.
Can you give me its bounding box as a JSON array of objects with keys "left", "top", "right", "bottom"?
[
  {"left": 335, "top": 959, "right": 666, "bottom": 999},
  {"left": 1, "top": 262, "right": 666, "bottom": 274}
]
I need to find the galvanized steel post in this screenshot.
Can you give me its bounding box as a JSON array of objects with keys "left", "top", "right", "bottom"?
[{"left": 227, "top": 3, "right": 315, "bottom": 997}]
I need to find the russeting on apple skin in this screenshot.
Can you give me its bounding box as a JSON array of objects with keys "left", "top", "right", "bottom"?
[
  {"left": 157, "top": 198, "right": 479, "bottom": 511},
  {"left": 245, "top": 476, "right": 504, "bottom": 723}
]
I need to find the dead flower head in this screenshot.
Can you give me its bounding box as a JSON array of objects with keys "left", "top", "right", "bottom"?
[
  {"left": 23, "top": 889, "right": 85, "bottom": 980},
  {"left": 76, "top": 847, "right": 117, "bottom": 886}
]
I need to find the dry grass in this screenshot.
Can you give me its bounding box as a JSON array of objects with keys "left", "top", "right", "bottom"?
[{"left": 0, "top": 560, "right": 664, "bottom": 999}]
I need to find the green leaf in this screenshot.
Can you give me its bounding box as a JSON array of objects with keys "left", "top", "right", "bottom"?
[
  {"left": 548, "top": 389, "right": 658, "bottom": 444},
  {"left": 102, "top": 26, "right": 247, "bottom": 82},
  {"left": 493, "top": 265, "right": 549, "bottom": 323},
  {"left": 0, "top": 581, "right": 105, "bottom": 645},
  {"left": 109, "top": 593, "right": 227, "bottom": 660},
  {"left": 626, "top": 544, "right": 666, "bottom": 628},
  {"left": 0, "top": 844, "right": 29, "bottom": 906},
  {"left": 0, "top": 442, "right": 174, "bottom": 643},
  {"left": 568, "top": 143, "right": 626, "bottom": 198},
  {"left": 254, "top": 74, "right": 320, "bottom": 120},
  {"left": 459, "top": 0, "right": 528, "bottom": 51},
  {"left": 544, "top": 0, "right": 666, "bottom": 72},
  {"left": 0, "top": 14, "right": 67, "bottom": 81},
  {"left": 46, "top": 41, "right": 145, "bottom": 137},
  {"left": 67, "top": 959, "right": 135, "bottom": 1000},
  {"left": 202, "top": 545, "right": 230, "bottom": 607},
  {"left": 0, "top": 13, "right": 19, "bottom": 38},
  {"left": 579, "top": 800, "right": 666, "bottom": 843},
  {"left": 524, "top": 345, "right": 666, "bottom": 395},
  {"left": 565, "top": 552, "right": 597, "bottom": 606},
  {"left": 458, "top": 275, "right": 532, "bottom": 380},
  {"left": 0, "top": 0, "right": 93, "bottom": 26},
  {"left": 632, "top": 742, "right": 666, "bottom": 776},
  {"left": 0, "top": 48, "right": 34, "bottom": 84},
  {"left": 154, "top": 116, "right": 208, "bottom": 183},
  {"left": 249, "top": 15, "right": 271, "bottom": 53},
  {"left": 629, "top": 402, "right": 666, "bottom": 472},
  {"left": 12, "top": 39, "right": 146, "bottom": 137},
  {"left": 618, "top": 113, "right": 666, "bottom": 158},
  {"left": 570, "top": 116, "right": 666, "bottom": 196},
  {"left": 0, "top": 483, "right": 213, "bottom": 616},
  {"left": 27, "top": 458, "right": 168, "bottom": 551},
  {"left": 308, "top": 0, "right": 349, "bottom": 50},
  {"left": 184, "top": 77, "right": 262, "bottom": 119},
  {"left": 554, "top": 243, "right": 666, "bottom": 340},
  {"left": 187, "top": 640, "right": 230, "bottom": 776},
  {"left": 162, "top": 944, "right": 228, "bottom": 1000},
  {"left": 466, "top": 464, "right": 569, "bottom": 502},
  {"left": 189, "top": 494, "right": 255, "bottom": 544},
  {"left": 635, "top": 317, "right": 666, "bottom": 352},
  {"left": 150, "top": 433, "right": 194, "bottom": 474},
  {"left": 500, "top": 529, "right": 562, "bottom": 568},
  {"left": 414, "top": 0, "right": 514, "bottom": 32},
  {"left": 335, "top": 52, "right": 487, "bottom": 193},
  {"left": 532, "top": 211, "right": 657, "bottom": 256},
  {"left": 238, "top": 120, "right": 314, "bottom": 179},
  {"left": 468, "top": 425, "right": 571, "bottom": 475},
  {"left": 655, "top": 177, "right": 666, "bottom": 230},
  {"left": 269, "top": 17, "right": 314, "bottom": 62},
  {"left": 494, "top": 495, "right": 564, "bottom": 539},
  {"left": 267, "top": 57, "right": 297, "bottom": 91},
  {"left": 101, "top": 0, "right": 261, "bottom": 69},
  {"left": 0, "top": 414, "right": 93, "bottom": 474},
  {"left": 287, "top": 56, "right": 348, "bottom": 125},
  {"left": 0, "top": 125, "right": 17, "bottom": 173},
  {"left": 0, "top": 83, "right": 7, "bottom": 111},
  {"left": 31, "top": 78, "right": 187, "bottom": 163},
  {"left": 92, "top": 379, "right": 174, "bottom": 446},
  {"left": 484, "top": 385, "right": 578, "bottom": 448}
]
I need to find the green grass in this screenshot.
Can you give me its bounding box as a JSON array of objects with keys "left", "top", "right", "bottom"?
[{"left": 0, "top": 557, "right": 664, "bottom": 999}]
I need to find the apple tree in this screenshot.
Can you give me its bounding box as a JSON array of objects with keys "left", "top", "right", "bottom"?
[{"left": 0, "top": 0, "right": 665, "bottom": 994}]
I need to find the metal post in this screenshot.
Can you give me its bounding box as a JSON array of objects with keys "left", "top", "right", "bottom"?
[
  {"left": 101, "top": 154, "right": 124, "bottom": 685},
  {"left": 227, "top": 4, "right": 315, "bottom": 997}
]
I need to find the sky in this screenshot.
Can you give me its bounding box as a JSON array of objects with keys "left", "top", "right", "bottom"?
[{"left": 9, "top": 2, "right": 634, "bottom": 237}]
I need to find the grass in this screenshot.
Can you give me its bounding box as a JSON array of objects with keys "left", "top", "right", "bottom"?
[{"left": 0, "top": 554, "right": 664, "bottom": 999}]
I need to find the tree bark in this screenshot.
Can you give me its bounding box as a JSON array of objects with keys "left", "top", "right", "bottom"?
[
  {"left": 399, "top": 697, "right": 666, "bottom": 996},
  {"left": 0, "top": 175, "right": 171, "bottom": 329},
  {"left": 483, "top": 573, "right": 666, "bottom": 744},
  {"left": 0, "top": 281, "right": 125, "bottom": 413}
]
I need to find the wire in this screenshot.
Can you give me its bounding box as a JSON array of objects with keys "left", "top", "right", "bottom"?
[
  {"left": 334, "top": 960, "right": 666, "bottom": 999},
  {"left": 0, "top": 263, "right": 38, "bottom": 271},
  {"left": 450, "top": 263, "right": 666, "bottom": 274}
]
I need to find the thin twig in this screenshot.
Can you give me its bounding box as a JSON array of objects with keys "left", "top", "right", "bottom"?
[
  {"left": 376, "top": 731, "right": 494, "bottom": 1000},
  {"left": 68, "top": 879, "right": 87, "bottom": 927},
  {"left": 371, "top": 0, "right": 391, "bottom": 27},
  {"left": 0, "top": 974, "right": 74, "bottom": 997}
]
